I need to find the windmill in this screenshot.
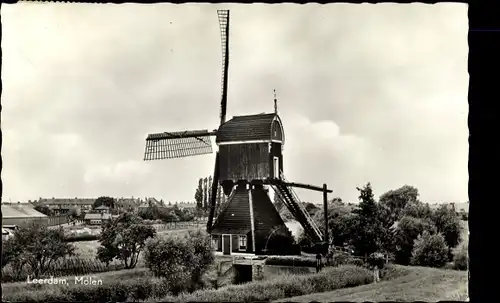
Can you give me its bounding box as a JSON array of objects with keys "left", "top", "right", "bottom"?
[{"left": 143, "top": 10, "right": 332, "bottom": 255}]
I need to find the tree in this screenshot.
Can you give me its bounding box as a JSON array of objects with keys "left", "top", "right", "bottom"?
[
  {"left": 93, "top": 196, "right": 115, "bottom": 209},
  {"left": 144, "top": 229, "right": 214, "bottom": 294},
  {"left": 312, "top": 200, "right": 356, "bottom": 247},
  {"left": 304, "top": 202, "right": 319, "bottom": 216},
  {"left": 350, "top": 183, "right": 385, "bottom": 256},
  {"left": 379, "top": 185, "right": 419, "bottom": 219},
  {"left": 97, "top": 213, "right": 156, "bottom": 268},
  {"left": 34, "top": 204, "right": 53, "bottom": 216},
  {"left": 394, "top": 215, "right": 437, "bottom": 265},
  {"left": 216, "top": 182, "right": 223, "bottom": 206},
  {"left": 195, "top": 178, "right": 204, "bottom": 210},
  {"left": 69, "top": 207, "right": 81, "bottom": 220},
  {"left": 202, "top": 177, "right": 209, "bottom": 211},
  {"left": 208, "top": 175, "right": 213, "bottom": 209},
  {"left": 6, "top": 223, "right": 75, "bottom": 277},
  {"left": 400, "top": 200, "right": 433, "bottom": 219},
  {"left": 410, "top": 231, "right": 449, "bottom": 268},
  {"left": 431, "top": 204, "right": 462, "bottom": 249}
]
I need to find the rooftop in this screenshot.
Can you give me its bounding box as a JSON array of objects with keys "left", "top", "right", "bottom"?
[
  {"left": 37, "top": 198, "right": 96, "bottom": 205},
  {"left": 216, "top": 113, "right": 283, "bottom": 143},
  {"left": 84, "top": 213, "right": 112, "bottom": 220},
  {"left": 2, "top": 203, "right": 47, "bottom": 218}
]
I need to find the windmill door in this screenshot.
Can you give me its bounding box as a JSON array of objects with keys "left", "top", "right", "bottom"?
[
  {"left": 273, "top": 157, "right": 280, "bottom": 179},
  {"left": 222, "top": 234, "right": 231, "bottom": 255}
]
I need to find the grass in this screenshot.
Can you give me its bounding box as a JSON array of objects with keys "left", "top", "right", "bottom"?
[
  {"left": 273, "top": 264, "right": 468, "bottom": 302},
  {"left": 2, "top": 265, "right": 373, "bottom": 302},
  {"left": 153, "top": 265, "right": 373, "bottom": 302},
  {"left": 2, "top": 267, "right": 150, "bottom": 297}
]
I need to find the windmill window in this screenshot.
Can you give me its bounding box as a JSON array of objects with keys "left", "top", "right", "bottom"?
[{"left": 239, "top": 235, "right": 247, "bottom": 249}]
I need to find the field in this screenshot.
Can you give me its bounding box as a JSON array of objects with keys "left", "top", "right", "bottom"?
[{"left": 274, "top": 265, "right": 468, "bottom": 302}]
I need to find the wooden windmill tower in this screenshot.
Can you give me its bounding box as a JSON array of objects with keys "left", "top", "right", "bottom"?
[{"left": 144, "top": 10, "right": 332, "bottom": 255}]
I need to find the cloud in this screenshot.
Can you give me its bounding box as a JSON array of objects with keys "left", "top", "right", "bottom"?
[{"left": 1, "top": 3, "right": 468, "bottom": 204}]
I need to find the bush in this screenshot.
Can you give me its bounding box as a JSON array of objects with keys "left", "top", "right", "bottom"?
[
  {"left": 65, "top": 234, "right": 99, "bottom": 242},
  {"left": 157, "top": 265, "right": 373, "bottom": 302},
  {"left": 4, "top": 223, "right": 75, "bottom": 277},
  {"left": 144, "top": 229, "right": 214, "bottom": 294},
  {"left": 393, "top": 215, "right": 437, "bottom": 265},
  {"left": 453, "top": 242, "right": 468, "bottom": 270},
  {"left": 410, "top": 231, "right": 449, "bottom": 268},
  {"left": 97, "top": 213, "right": 156, "bottom": 269}
]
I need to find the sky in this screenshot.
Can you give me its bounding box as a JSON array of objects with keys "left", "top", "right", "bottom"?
[{"left": 1, "top": 3, "right": 468, "bottom": 205}]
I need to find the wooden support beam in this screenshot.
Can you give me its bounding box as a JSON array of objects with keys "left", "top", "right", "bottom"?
[
  {"left": 323, "top": 183, "right": 329, "bottom": 246},
  {"left": 284, "top": 181, "right": 333, "bottom": 193},
  {"left": 264, "top": 178, "right": 333, "bottom": 193}
]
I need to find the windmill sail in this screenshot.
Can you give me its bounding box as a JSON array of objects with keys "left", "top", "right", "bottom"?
[
  {"left": 144, "top": 130, "right": 214, "bottom": 160},
  {"left": 218, "top": 9, "right": 230, "bottom": 125}
]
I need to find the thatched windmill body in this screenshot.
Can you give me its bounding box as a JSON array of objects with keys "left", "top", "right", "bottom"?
[{"left": 144, "top": 10, "right": 331, "bottom": 255}]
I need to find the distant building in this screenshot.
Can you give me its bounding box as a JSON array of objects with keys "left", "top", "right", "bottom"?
[
  {"left": 115, "top": 197, "right": 141, "bottom": 211},
  {"left": 175, "top": 201, "right": 197, "bottom": 210},
  {"left": 35, "top": 198, "right": 95, "bottom": 214},
  {"left": 94, "top": 205, "right": 111, "bottom": 214},
  {"left": 1, "top": 203, "right": 48, "bottom": 227},
  {"left": 84, "top": 213, "right": 112, "bottom": 225},
  {"left": 429, "top": 202, "right": 469, "bottom": 214}
]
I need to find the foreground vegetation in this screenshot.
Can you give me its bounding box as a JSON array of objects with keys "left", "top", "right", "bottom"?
[
  {"left": 2, "top": 224, "right": 196, "bottom": 283},
  {"left": 274, "top": 265, "right": 468, "bottom": 302},
  {"left": 2, "top": 183, "right": 467, "bottom": 302},
  {"left": 2, "top": 265, "right": 373, "bottom": 302}
]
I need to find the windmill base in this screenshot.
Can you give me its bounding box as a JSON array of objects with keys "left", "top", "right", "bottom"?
[{"left": 210, "top": 182, "right": 298, "bottom": 256}]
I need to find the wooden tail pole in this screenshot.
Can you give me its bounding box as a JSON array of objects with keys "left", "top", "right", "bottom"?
[
  {"left": 207, "top": 153, "right": 220, "bottom": 233},
  {"left": 323, "top": 183, "right": 329, "bottom": 247}
]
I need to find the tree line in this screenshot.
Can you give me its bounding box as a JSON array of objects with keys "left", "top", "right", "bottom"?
[{"left": 300, "top": 184, "right": 467, "bottom": 269}]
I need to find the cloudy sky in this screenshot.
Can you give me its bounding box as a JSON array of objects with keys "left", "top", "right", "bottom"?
[{"left": 2, "top": 3, "right": 468, "bottom": 204}]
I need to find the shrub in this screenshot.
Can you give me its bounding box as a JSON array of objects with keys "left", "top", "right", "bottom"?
[
  {"left": 453, "top": 242, "right": 468, "bottom": 270},
  {"left": 394, "top": 215, "right": 437, "bottom": 265},
  {"left": 367, "top": 252, "right": 386, "bottom": 269},
  {"left": 410, "top": 231, "right": 449, "bottom": 268},
  {"left": 144, "top": 229, "right": 214, "bottom": 294},
  {"left": 65, "top": 234, "right": 100, "bottom": 242},
  {"left": 157, "top": 265, "right": 373, "bottom": 302},
  {"left": 97, "top": 213, "right": 156, "bottom": 269},
  {"left": 4, "top": 223, "right": 76, "bottom": 277}
]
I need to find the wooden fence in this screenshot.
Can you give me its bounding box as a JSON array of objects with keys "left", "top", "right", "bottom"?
[{"left": 47, "top": 215, "right": 70, "bottom": 226}]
